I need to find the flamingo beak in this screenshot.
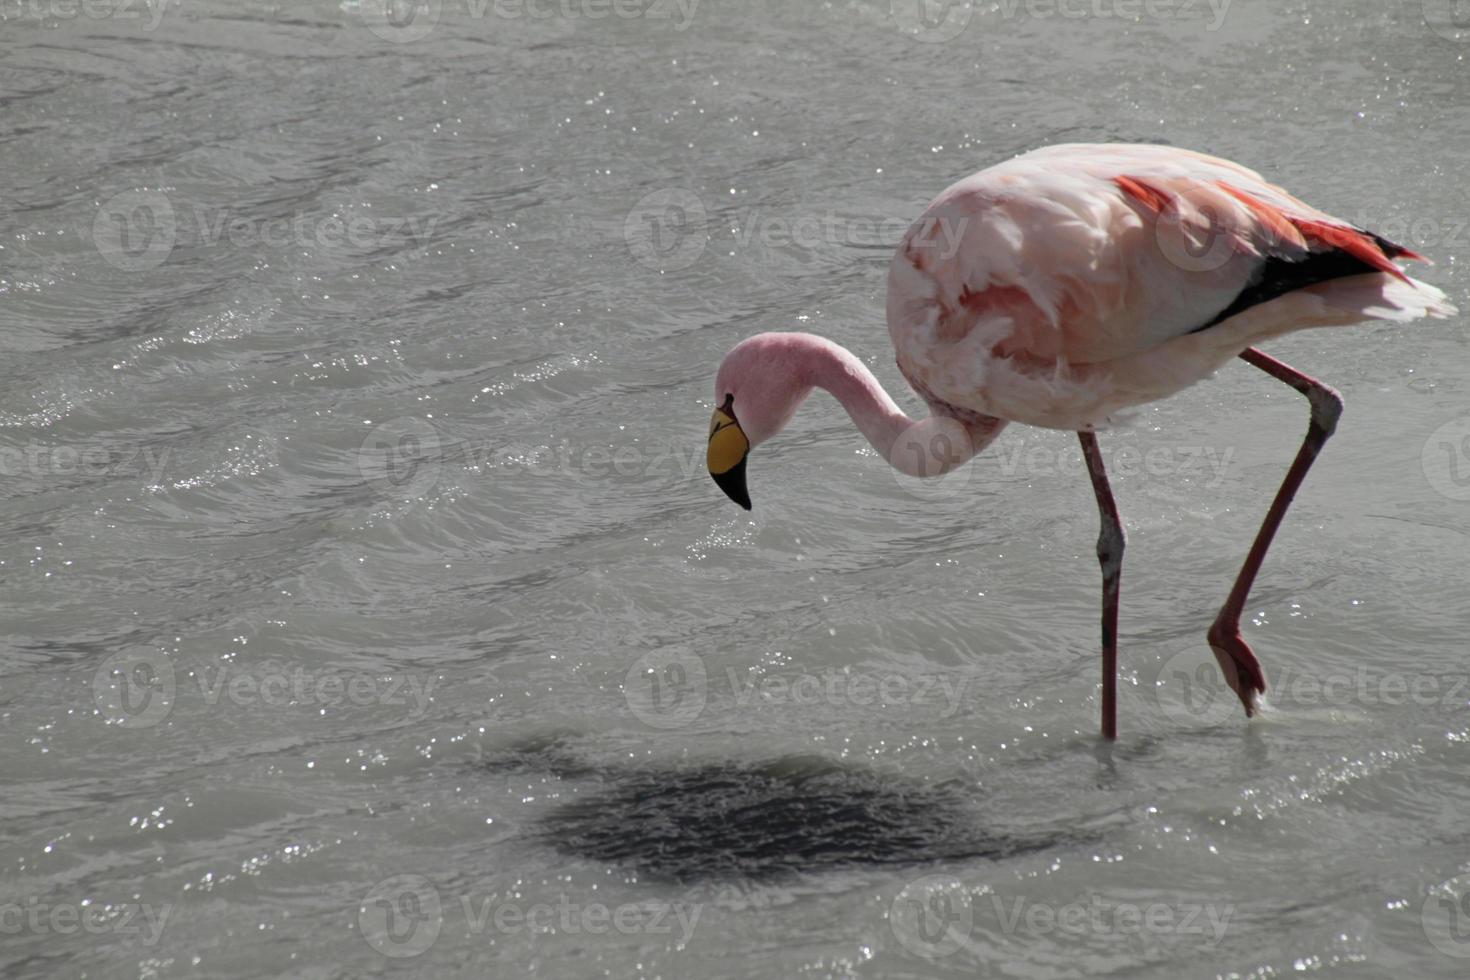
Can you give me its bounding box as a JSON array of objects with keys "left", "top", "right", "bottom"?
[{"left": 707, "top": 404, "right": 752, "bottom": 510}]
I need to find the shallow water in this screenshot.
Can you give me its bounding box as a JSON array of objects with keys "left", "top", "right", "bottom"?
[{"left": 3, "top": 0, "right": 1470, "bottom": 976}]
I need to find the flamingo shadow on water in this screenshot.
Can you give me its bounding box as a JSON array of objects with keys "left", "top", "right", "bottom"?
[
  {"left": 703, "top": 143, "right": 1457, "bottom": 739},
  {"left": 494, "top": 742, "right": 1082, "bottom": 883}
]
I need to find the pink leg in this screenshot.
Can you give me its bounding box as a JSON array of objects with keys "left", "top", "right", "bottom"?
[
  {"left": 1209, "top": 347, "right": 1344, "bottom": 716},
  {"left": 1079, "top": 431, "right": 1124, "bottom": 741}
]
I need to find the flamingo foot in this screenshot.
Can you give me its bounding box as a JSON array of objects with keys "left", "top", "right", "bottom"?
[{"left": 1207, "top": 619, "right": 1267, "bottom": 718}]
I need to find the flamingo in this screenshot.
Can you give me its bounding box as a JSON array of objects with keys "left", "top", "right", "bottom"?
[{"left": 703, "top": 142, "right": 1456, "bottom": 740}]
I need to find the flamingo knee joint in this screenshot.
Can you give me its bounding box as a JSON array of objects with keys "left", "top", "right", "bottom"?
[
  {"left": 1308, "top": 385, "right": 1344, "bottom": 438},
  {"left": 1096, "top": 521, "right": 1125, "bottom": 577}
]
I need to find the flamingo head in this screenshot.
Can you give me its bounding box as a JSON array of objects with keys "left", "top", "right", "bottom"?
[{"left": 706, "top": 333, "right": 816, "bottom": 510}]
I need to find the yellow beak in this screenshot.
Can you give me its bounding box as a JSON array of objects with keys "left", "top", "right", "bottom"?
[{"left": 707, "top": 406, "right": 751, "bottom": 510}]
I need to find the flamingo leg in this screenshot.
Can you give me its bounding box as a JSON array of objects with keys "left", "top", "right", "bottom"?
[
  {"left": 1208, "top": 346, "right": 1344, "bottom": 716},
  {"left": 1079, "top": 431, "right": 1124, "bottom": 741}
]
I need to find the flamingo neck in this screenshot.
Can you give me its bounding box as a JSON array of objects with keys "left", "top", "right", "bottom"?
[{"left": 794, "top": 334, "right": 1003, "bottom": 478}]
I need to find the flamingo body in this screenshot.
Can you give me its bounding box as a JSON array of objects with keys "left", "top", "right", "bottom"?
[
  {"left": 704, "top": 142, "right": 1457, "bottom": 738},
  {"left": 886, "top": 143, "right": 1451, "bottom": 431}
]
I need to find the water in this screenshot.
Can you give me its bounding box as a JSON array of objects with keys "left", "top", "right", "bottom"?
[{"left": 3, "top": 0, "right": 1470, "bottom": 976}]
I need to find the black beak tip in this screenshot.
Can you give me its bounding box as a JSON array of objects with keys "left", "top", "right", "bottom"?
[{"left": 710, "top": 456, "right": 752, "bottom": 511}]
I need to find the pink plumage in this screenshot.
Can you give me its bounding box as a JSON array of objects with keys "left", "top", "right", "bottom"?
[
  {"left": 885, "top": 143, "right": 1452, "bottom": 432},
  {"left": 706, "top": 143, "right": 1457, "bottom": 739}
]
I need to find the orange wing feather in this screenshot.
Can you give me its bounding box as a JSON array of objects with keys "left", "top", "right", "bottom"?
[{"left": 1113, "top": 174, "right": 1419, "bottom": 283}]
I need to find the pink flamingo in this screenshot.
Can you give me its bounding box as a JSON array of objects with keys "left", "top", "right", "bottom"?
[{"left": 704, "top": 143, "right": 1455, "bottom": 740}]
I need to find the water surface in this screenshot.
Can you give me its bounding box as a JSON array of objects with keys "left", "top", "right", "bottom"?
[{"left": 3, "top": 0, "right": 1470, "bottom": 976}]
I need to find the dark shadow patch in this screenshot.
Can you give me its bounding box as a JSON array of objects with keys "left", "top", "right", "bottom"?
[{"left": 534, "top": 753, "right": 1076, "bottom": 883}]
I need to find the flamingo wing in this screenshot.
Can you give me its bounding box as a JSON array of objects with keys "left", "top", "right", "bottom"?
[{"left": 886, "top": 143, "right": 1451, "bottom": 430}]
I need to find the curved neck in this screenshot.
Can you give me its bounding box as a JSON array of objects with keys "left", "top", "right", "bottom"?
[{"left": 796, "top": 335, "right": 1004, "bottom": 478}]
